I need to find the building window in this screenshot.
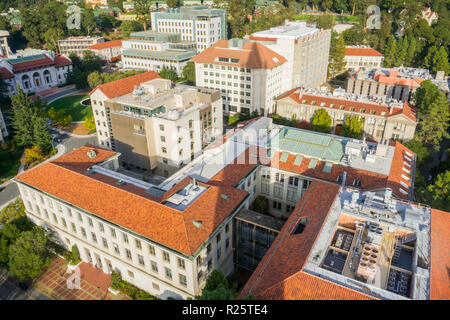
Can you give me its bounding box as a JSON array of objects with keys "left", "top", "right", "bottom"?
[
  {"left": 123, "top": 233, "right": 129, "bottom": 244},
  {"left": 225, "top": 238, "right": 230, "bottom": 249},
  {"left": 159, "top": 124, "right": 164, "bottom": 131},
  {"left": 160, "top": 136, "right": 166, "bottom": 142},
  {"left": 138, "top": 254, "right": 145, "bottom": 266},
  {"left": 91, "top": 232, "right": 97, "bottom": 243},
  {"left": 151, "top": 260, "right": 158, "bottom": 273},
  {"left": 110, "top": 228, "right": 116, "bottom": 238},
  {"left": 179, "top": 274, "right": 187, "bottom": 287},
  {"left": 165, "top": 267, "right": 172, "bottom": 279},
  {"left": 125, "top": 249, "right": 132, "bottom": 260},
  {"left": 128, "top": 270, "right": 134, "bottom": 278},
  {"left": 178, "top": 258, "right": 185, "bottom": 269},
  {"left": 273, "top": 186, "right": 283, "bottom": 198},
  {"left": 162, "top": 251, "right": 170, "bottom": 262},
  {"left": 217, "top": 247, "right": 221, "bottom": 260},
  {"left": 88, "top": 217, "right": 93, "bottom": 227},
  {"left": 113, "top": 243, "right": 120, "bottom": 255},
  {"left": 148, "top": 244, "right": 155, "bottom": 256},
  {"left": 71, "top": 222, "right": 76, "bottom": 233},
  {"left": 273, "top": 201, "right": 282, "bottom": 210},
  {"left": 135, "top": 239, "right": 142, "bottom": 250},
  {"left": 102, "top": 237, "right": 108, "bottom": 248},
  {"left": 288, "top": 176, "right": 299, "bottom": 186},
  {"left": 81, "top": 227, "right": 86, "bottom": 238},
  {"left": 98, "top": 222, "right": 104, "bottom": 232}
]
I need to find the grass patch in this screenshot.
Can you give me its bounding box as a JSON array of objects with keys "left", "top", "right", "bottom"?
[{"left": 47, "top": 95, "right": 92, "bottom": 122}]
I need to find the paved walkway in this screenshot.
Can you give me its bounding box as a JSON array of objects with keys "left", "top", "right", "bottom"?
[{"left": 33, "top": 257, "right": 130, "bottom": 300}]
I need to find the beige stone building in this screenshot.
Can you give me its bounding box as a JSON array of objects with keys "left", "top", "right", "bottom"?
[
  {"left": 89, "top": 72, "right": 223, "bottom": 177},
  {"left": 275, "top": 88, "right": 417, "bottom": 142},
  {"left": 58, "top": 36, "right": 105, "bottom": 57}
]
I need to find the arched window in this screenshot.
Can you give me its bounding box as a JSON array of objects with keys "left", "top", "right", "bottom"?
[
  {"left": 22, "top": 74, "right": 30, "bottom": 89},
  {"left": 32, "top": 72, "right": 42, "bottom": 87},
  {"left": 43, "top": 70, "right": 52, "bottom": 84}
]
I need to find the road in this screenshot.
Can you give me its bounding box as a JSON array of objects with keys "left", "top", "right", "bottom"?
[
  {"left": 0, "top": 133, "right": 97, "bottom": 209},
  {"left": 0, "top": 269, "right": 50, "bottom": 300}
]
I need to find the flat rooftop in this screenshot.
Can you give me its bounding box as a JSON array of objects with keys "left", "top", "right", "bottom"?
[{"left": 251, "top": 20, "right": 323, "bottom": 39}]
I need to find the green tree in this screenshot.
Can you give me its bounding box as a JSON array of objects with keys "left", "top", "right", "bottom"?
[
  {"left": 251, "top": 195, "right": 268, "bottom": 214},
  {"left": 427, "top": 171, "right": 450, "bottom": 211},
  {"left": 87, "top": 71, "right": 104, "bottom": 89},
  {"left": 43, "top": 28, "right": 65, "bottom": 54},
  {"left": 8, "top": 226, "right": 52, "bottom": 282},
  {"left": 405, "top": 36, "right": 417, "bottom": 67},
  {"left": 196, "top": 269, "right": 234, "bottom": 300},
  {"left": 84, "top": 115, "right": 96, "bottom": 132},
  {"left": 316, "top": 14, "right": 335, "bottom": 29},
  {"left": 11, "top": 86, "right": 51, "bottom": 151},
  {"left": 342, "top": 115, "right": 364, "bottom": 139},
  {"left": 312, "top": 109, "right": 332, "bottom": 133},
  {"left": 403, "top": 139, "right": 431, "bottom": 166},
  {"left": 81, "top": 9, "right": 98, "bottom": 36},
  {"left": 435, "top": 46, "right": 449, "bottom": 75},
  {"left": 0, "top": 198, "right": 26, "bottom": 225},
  {"left": 159, "top": 66, "right": 179, "bottom": 82},
  {"left": 167, "top": 0, "right": 179, "bottom": 8},
  {"left": 182, "top": 61, "right": 196, "bottom": 84},
  {"left": 82, "top": 50, "right": 102, "bottom": 72},
  {"left": 394, "top": 36, "right": 408, "bottom": 66},
  {"left": 329, "top": 32, "right": 346, "bottom": 77},
  {"left": 134, "top": 0, "right": 151, "bottom": 31},
  {"left": 20, "top": 7, "right": 43, "bottom": 48},
  {"left": 413, "top": 80, "right": 450, "bottom": 147},
  {"left": 120, "top": 20, "right": 144, "bottom": 37}
]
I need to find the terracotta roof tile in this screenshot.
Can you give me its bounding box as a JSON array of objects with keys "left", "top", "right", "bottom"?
[
  {"left": 54, "top": 55, "right": 72, "bottom": 68},
  {"left": 257, "top": 271, "right": 376, "bottom": 300},
  {"left": 430, "top": 208, "right": 450, "bottom": 300},
  {"left": 89, "top": 71, "right": 161, "bottom": 99},
  {"left": 345, "top": 47, "right": 383, "bottom": 57},
  {"left": 89, "top": 39, "right": 124, "bottom": 50},
  {"left": 10, "top": 55, "right": 55, "bottom": 72},
  {"left": 0, "top": 67, "right": 14, "bottom": 79},
  {"left": 191, "top": 40, "right": 286, "bottom": 69},
  {"left": 278, "top": 90, "right": 417, "bottom": 122}
]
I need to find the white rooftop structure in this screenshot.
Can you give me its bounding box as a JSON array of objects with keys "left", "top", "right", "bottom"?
[{"left": 251, "top": 20, "right": 322, "bottom": 40}]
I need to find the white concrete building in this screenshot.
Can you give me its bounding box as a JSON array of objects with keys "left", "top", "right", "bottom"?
[
  {"left": 89, "top": 72, "right": 223, "bottom": 177},
  {"left": 150, "top": 6, "right": 227, "bottom": 52},
  {"left": 248, "top": 20, "right": 331, "bottom": 92},
  {"left": 0, "top": 51, "right": 72, "bottom": 95},
  {"left": 121, "top": 31, "right": 197, "bottom": 77},
  {"left": 0, "top": 30, "right": 12, "bottom": 57},
  {"left": 89, "top": 39, "right": 123, "bottom": 62},
  {"left": 58, "top": 36, "right": 105, "bottom": 57},
  {"left": 192, "top": 39, "right": 286, "bottom": 116},
  {"left": 345, "top": 46, "right": 384, "bottom": 70},
  {"left": 14, "top": 145, "right": 246, "bottom": 299}
]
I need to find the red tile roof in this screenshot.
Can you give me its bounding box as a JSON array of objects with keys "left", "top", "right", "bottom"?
[
  {"left": 54, "top": 55, "right": 72, "bottom": 68},
  {"left": 430, "top": 208, "right": 450, "bottom": 300},
  {"left": 257, "top": 271, "right": 375, "bottom": 300},
  {"left": 345, "top": 47, "right": 383, "bottom": 57},
  {"left": 89, "top": 39, "right": 124, "bottom": 50},
  {"left": 277, "top": 89, "right": 417, "bottom": 122},
  {"left": 0, "top": 67, "right": 14, "bottom": 79},
  {"left": 240, "top": 180, "right": 374, "bottom": 300},
  {"left": 374, "top": 73, "right": 424, "bottom": 88},
  {"left": 15, "top": 145, "right": 248, "bottom": 256},
  {"left": 11, "top": 55, "right": 55, "bottom": 72},
  {"left": 191, "top": 40, "right": 287, "bottom": 69},
  {"left": 89, "top": 71, "right": 161, "bottom": 99},
  {"left": 386, "top": 141, "right": 414, "bottom": 198}
]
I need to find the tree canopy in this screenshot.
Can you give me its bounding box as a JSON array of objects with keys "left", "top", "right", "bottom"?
[
  {"left": 341, "top": 115, "right": 364, "bottom": 139},
  {"left": 312, "top": 108, "right": 332, "bottom": 133},
  {"left": 196, "top": 269, "right": 234, "bottom": 300}
]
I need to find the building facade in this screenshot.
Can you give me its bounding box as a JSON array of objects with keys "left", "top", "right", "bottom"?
[
  {"left": 344, "top": 46, "right": 384, "bottom": 70},
  {"left": 14, "top": 145, "right": 247, "bottom": 300},
  {"left": 121, "top": 31, "right": 197, "bottom": 76},
  {"left": 248, "top": 21, "right": 331, "bottom": 92},
  {"left": 0, "top": 30, "right": 12, "bottom": 57},
  {"left": 150, "top": 6, "right": 227, "bottom": 52},
  {"left": 276, "top": 88, "right": 417, "bottom": 142},
  {"left": 347, "top": 67, "right": 450, "bottom": 101},
  {"left": 192, "top": 39, "right": 286, "bottom": 116},
  {"left": 89, "top": 73, "right": 223, "bottom": 177},
  {"left": 89, "top": 39, "right": 123, "bottom": 62},
  {"left": 58, "top": 36, "right": 105, "bottom": 57},
  {"left": 0, "top": 51, "right": 72, "bottom": 95}
]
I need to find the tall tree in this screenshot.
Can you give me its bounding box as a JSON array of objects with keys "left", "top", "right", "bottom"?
[
  {"left": 413, "top": 80, "right": 450, "bottom": 147},
  {"left": 8, "top": 227, "right": 51, "bottom": 282},
  {"left": 342, "top": 115, "right": 364, "bottom": 139},
  {"left": 329, "top": 32, "right": 346, "bottom": 77},
  {"left": 405, "top": 36, "right": 417, "bottom": 66},
  {"left": 312, "top": 109, "right": 332, "bottom": 133},
  {"left": 427, "top": 171, "right": 450, "bottom": 211},
  {"left": 182, "top": 61, "right": 196, "bottom": 85},
  {"left": 167, "top": 0, "right": 179, "bottom": 8},
  {"left": 134, "top": 0, "right": 151, "bottom": 31},
  {"left": 196, "top": 269, "right": 234, "bottom": 300},
  {"left": 394, "top": 36, "right": 408, "bottom": 66},
  {"left": 383, "top": 35, "right": 396, "bottom": 67}
]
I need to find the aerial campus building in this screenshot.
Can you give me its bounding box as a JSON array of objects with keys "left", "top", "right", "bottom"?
[{"left": 13, "top": 116, "right": 449, "bottom": 300}]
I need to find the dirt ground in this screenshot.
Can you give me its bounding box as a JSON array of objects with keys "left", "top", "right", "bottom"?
[{"left": 54, "top": 122, "right": 93, "bottom": 135}]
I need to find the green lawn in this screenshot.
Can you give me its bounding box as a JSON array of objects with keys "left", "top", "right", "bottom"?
[{"left": 47, "top": 95, "right": 92, "bottom": 122}]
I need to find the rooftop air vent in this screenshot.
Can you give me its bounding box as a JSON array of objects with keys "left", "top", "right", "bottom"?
[
  {"left": 116, "top": 179, "right": 126, "bottom": 186},
  {"left": 85, "top": 166, "right": 95, "bottom": 174},
  {"left": 221, "top": 194, "right": 229, "bottom": 200},
  {"left": 86, "top": 150, "right": 97, "bottom": 159}
]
